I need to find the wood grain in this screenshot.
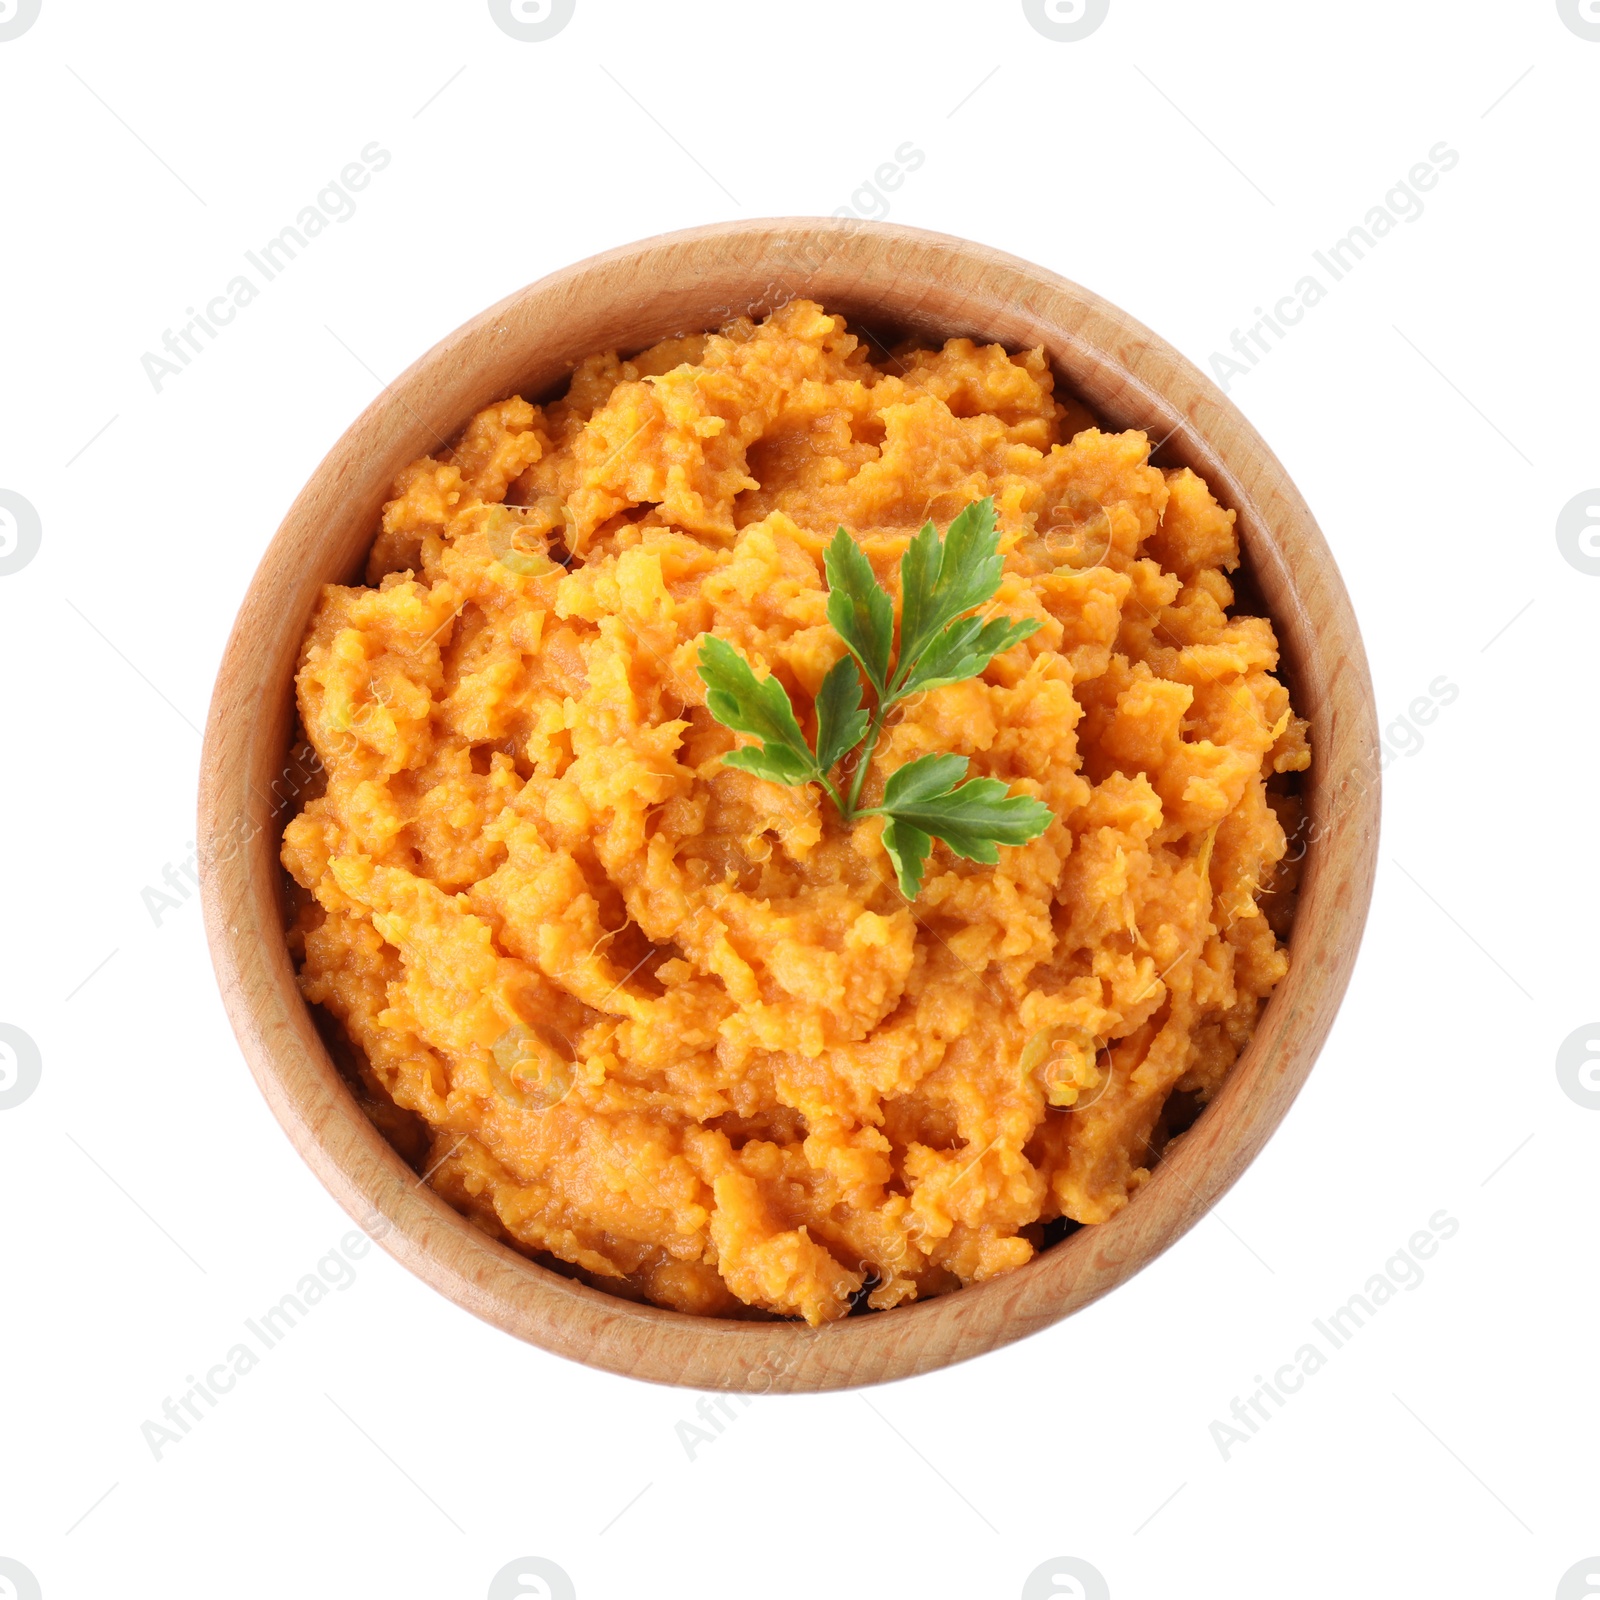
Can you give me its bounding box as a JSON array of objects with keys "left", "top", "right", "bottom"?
[{"left": 198, "top": 220, "right": 1379, "bottom": 1391}]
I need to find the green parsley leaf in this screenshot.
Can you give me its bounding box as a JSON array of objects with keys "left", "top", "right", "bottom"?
[
  {"left": 824, "top": 527, "right": 894, "bottom": 695},
  {"left": 877, "top": 750, "right": 970, "bottom": 807},
  {"left": 896, "top": 613, "right": 1041, "bottom": 699},
  {"left": 868, "top": 751, "right": 1054, "bottom": 897},
  {"left": 718, "top": 742, "right": 820, "bottom": 788},
  {"left": 813, "top": 654, "right": 870, "bottom": 775},
  {"left": 893, "top": 497, "right": 1008, "bottom": 691},
  {"left": 878, "top": 817, "right": 932, "bottom": 899},
  {"left": 696, "top": 634, "right": 819, "bottom": 787}
]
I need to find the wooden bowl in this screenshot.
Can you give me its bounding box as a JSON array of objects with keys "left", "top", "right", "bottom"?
[{"left": 199, "top": 220, "right": 1379, "bottom": 1391}]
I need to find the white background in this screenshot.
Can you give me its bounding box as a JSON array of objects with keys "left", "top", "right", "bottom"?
[{"left": 2, "top": 2, "right": 1596, "bottom": 1597}]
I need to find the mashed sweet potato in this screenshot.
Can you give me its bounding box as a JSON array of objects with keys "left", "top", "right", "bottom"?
[{"left": 282, "top": 300, "right": 1309, "bottom": 1325}]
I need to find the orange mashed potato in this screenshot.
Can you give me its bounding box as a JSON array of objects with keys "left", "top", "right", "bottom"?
[{"left": 282, "top": 300, "right": 1308, "bottom": 1325}]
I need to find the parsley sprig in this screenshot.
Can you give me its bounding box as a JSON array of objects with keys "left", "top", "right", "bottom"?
[{"left": 695, "top": 497, "right": 1055, "bottom": 897}]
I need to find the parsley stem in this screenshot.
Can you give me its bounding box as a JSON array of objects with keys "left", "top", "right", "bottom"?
[{"left": 843, "top": 709, "right": 886, "bottom": 820}]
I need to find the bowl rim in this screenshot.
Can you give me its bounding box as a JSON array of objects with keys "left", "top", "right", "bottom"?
[{"left": 198, "top": 217, "right": 1380, "bottom": 1392}]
